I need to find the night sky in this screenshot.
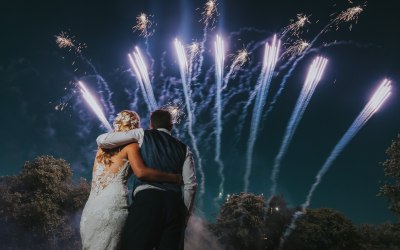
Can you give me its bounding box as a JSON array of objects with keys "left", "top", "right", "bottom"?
[{"left": 1, "top": 0, "right": 400, "bottom": 224}]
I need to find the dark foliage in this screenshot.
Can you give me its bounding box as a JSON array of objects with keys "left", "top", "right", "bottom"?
[
  {"left": 358, "top": 223, "right": 400, "bottom": 250},
  {"left": 211, "top": 193, "right": 267, "bottom": 250},
  {"left": 379, "top": 134, "right": 400, "bottom": 220},
  {"left": 0, "top": 155, "right": 90, "bottom": 249},
  {"left": 283, "top": 208, "right": 361, "bottom": 250}
]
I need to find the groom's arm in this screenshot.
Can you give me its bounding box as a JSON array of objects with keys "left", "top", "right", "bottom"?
[
  {"left": 96, "top": 128, "right": 144, "bottom": 149},
  {"left": 182, "top": 148, "right": 197, "bottom": 219}
]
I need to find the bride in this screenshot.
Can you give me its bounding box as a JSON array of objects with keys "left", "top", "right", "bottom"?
[{"left": 80, "top": 110, "right": 181, "bottom": 250}]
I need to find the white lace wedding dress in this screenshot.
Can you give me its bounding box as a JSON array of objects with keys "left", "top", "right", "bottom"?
[{"left": 80, "top": 160, "right": 131, "bottom": 250}]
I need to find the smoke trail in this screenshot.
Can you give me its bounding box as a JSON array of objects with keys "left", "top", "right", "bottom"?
[
  {"left": 280, "top": 79, "right": 391, "bottom": 248},
  {"left": 214, "top": 35, "right": 225, "bottom": 199},
  {"left": 244, "top": 35, "right": 281, "bottom": 192},
  {"left": 174, "top": 39, "right": 206, "bottom": 200},
  {"left": 269, "top": 56, "right": 328, "bottom": 196}
]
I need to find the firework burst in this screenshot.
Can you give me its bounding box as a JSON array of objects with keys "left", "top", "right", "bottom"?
[
  {"left": 162, "top": 102, "right": 185, "bottom": 124},
  {"left": 332, "top": 5, "right": 364, "bottom": 30},
  {"left": 55, "top": 31, "right": 86, "bottom": 53},
  {"left": 201, "top": 0, "right": 218, "bottom": 26},
  {"left": 133, "top": 13, "right": 154, "bottom": 37},
  {"left": 282, "top": 14, "right": 311, "bottom": 37},
  {"left": 283, "top": 39, "right": 310, "bottom": 57}
]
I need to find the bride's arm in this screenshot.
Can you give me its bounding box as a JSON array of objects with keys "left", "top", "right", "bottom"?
[
  {"left": 124, "top": 143, "right": 181, "bottom": 184},
  {"left": 96, "top": 128, "right": 144, "bottom": 149}
]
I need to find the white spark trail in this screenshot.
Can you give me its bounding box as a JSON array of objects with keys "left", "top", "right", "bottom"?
[
  {"left": 128, "top": 46, "right": 158, "bottom": 111},
  {"left": 174, "top": 38, "right": 206, "bottom": 199},
  {"left": 78, "top": 81, "right": 113, "bottom": 131},
  {"left": 244, "top": 35, "right": 281, "bottom": 192},
  {"left": 214, "top": 35, "right": 225, "bottom": 199},
  {"left": 270, "top": 56, "right": 328, "bottom": 196},
  {"left": 280, "top": 79, "right": 391, "bottom": 249}
]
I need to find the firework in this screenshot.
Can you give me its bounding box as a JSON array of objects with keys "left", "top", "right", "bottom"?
[
  {"left": 133, "top": 13, "right": 154, "bottom": 37},
  {"left": 128, "top": 47, "right": 158, "bottom": 111},
  {"left": 201, "top": 0, "right": 218, "bottom": 25},
  {"left": 174, "top": 38, "right": 206, "bottom": 198},
  {"left": 78, "top": 81, "right": 113, "bottom": 131},
  {"left": 282, "top": 39, "right": 310, "bottom": 58},
  {"left": 281, "top": 79, "right": 391, "bottom": 248},
  {"left": 282, "top": 14, "right": 311, "bottom": 37},
  {"left": 55, "top": 31, "right": 86, "bottom": 53},
  {"left": 223, "top": 49, "right": 249, "bottom": 88},
  {"left": 270, "top": 56, "right": 328, "bottom": 196},
  {"left": 332, "top": 5, "right": 364, "bottom": 30},
  {"left": 162, "top": 102, "right": 185, "bottom": 124},
  {"left": 244, "top": 35, "right": 281, "bottom": 192},
  {"left": 214, "top": 35, "right": 225, "bottom": 199}
]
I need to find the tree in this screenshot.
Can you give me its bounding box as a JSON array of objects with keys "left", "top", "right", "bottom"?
[
  {"left": 379, "top": 134, "right": 400, "bottom": 220},
  {"left": 0, "top": 155, "right": 90, "bottom": 249},
  {"left": 211, "top": 193, "right": 267, "bottom": 250},
  {"left": 282, "top": 208, "right": 361, "bottom": 250},
  {"left": 358, "top": 223, "right": 400, "bottom": 250},
  {"left": 265, "top": 195, "right": 298, "bottom": 249}
]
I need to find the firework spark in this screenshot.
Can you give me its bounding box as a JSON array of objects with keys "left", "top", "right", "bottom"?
[
  {"left": 133, "top": 13, "right": 154, "bottom": 37},
  {"left": 332, "top": 5, "right": 364, "bottom": 30},
  {"left": 55, "top": 31, "right": 86, "bottom": 53},
  {"left": 283, "top": 39, "right": 310, "bottom": 58},
  {"left": 223, "top": 49, "right": 249, "bottom": 88},
  {"left": 282, "top": 14, "right": 311, "bottom": 37},
  {"left": 162, "top": 102, "right": 185, "bottom": 124},
  {"left": 78, "top": 81, "right": 113, "bottom": 131},
  {"left": 128, "top": 46, "right": 158, "bottom": 111},
  {"left": 201, "top": 0, "right": 218, "bottom": 25}
]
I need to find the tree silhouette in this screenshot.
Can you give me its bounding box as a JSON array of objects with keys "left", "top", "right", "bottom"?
[
  {"left": 211, "top": 192, "right": 267, "bottom": 250},
  {"left": 0, "top": 155, "right": 90, "bottom": 249},
  {"left": 379, "top": 134, "right": 400, "bottom": 220}
]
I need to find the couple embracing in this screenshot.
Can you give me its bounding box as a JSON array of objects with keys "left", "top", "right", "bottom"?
[{"left": 80, "top": 109, "right": 197, "bottom": 250}]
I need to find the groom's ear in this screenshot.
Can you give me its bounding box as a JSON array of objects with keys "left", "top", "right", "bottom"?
[{"left": 149, "top": 121, "right": 153, "bottom": 129}]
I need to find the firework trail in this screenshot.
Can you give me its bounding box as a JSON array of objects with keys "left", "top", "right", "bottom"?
[
  {"left": 222, "top": 49, "right": 249, "bottom": 89},
  {"left": 266, "top": 5, "right": 363, "bottom": 126},
  {"left": 188, "top": 42, "right": 201, "bottom": 83},
  {"left": 78, "top": 81, "right": 113, "bottom": 131},
  {"left": 269, "top": 56, "right": 328, "bottom": 196},
  {"left": 128, "top": 46, "right": 158, "bottom": 111},
  {"left": 244, "top": 35, "right": 281, "bottom": 192},
  {"left": 55, "top": 32, "right": 115, "bottom": 118},
  {"left": 193, "top": 0, "right": 218, "bottom": 81},
  {"left": 280, "top": 79, "right": 391, "bottom": 248},
  {"left": 174, "top": 38, "right": 206, "bottom": 199},
  {"left": 214, "top": 35, "right": 225, "bottom": 199}
]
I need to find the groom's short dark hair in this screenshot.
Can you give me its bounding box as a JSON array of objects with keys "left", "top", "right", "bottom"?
[{"left": 150, "top": 109, "right": 173, "bottom": 131}]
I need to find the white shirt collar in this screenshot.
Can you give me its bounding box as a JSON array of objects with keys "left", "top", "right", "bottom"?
[{"left": 157, "top": 128, "right": 171, "bottom": 135}]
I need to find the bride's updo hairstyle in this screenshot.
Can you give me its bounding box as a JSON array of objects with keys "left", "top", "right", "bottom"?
[
  {"left": 113, "top": 110, "right": 141, "bottom": 132},
  {"left": 97, "top": 110, "right": 141, "bottom": 166}
]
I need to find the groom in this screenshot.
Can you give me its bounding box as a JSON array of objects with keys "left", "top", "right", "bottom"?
[{"left": 96, "top": 109, "right": 196, "bottom": 250}]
